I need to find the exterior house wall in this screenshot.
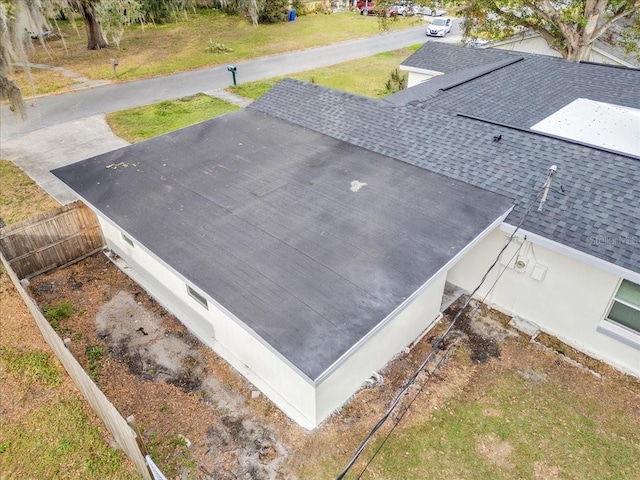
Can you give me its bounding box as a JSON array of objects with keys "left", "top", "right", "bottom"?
[
  {"left": 400, "top": 66, "right": 443, "bottom": 88},
  {"left": 447, "top": 228, "right": 640, "bottom": 377},
  {"left": 491, "top": 35, "right": 631, "bottom": 67},
  {"left": 98, "top": 216, "right": 318, "bottom": 429},
  {"left": 98, "top": 215, "right": 451, "bottom": 427},
  {"left": 314, "top": 271, "right": 447, "bottom": 423},
  {"left": 491, "top": 35, "right": 563, "bottom": 57}
]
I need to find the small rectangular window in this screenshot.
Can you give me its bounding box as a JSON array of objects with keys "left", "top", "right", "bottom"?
[
  {"left": 607, "top": 279, "right": 640, "bottom": 334},
  {"left": 187, "top": 285, "right": 208, "bottom": 310},
  {"left": 121, "top": 233, "right": 134, "bottom": 247}
]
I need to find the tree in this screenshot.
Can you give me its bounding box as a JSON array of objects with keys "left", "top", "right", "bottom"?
[
  {"left": 70, "top": 0, "right": 108, "bottom": 49},
  {"left": 461, "top": 0, "right": 640, "bottom": 62},
  {"left": 0, "top": 0, "right": 54, "bottom": 119}
]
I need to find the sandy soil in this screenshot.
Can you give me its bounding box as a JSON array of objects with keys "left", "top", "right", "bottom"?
[{"left": 22, "top": 251, "right": 640, "bottom": 479}]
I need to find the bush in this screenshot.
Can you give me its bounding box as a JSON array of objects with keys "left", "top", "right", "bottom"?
[
  {"left": 142, "top": 0, "right": 197, "bottom": 24},
  {"left": 290, "top": 0, "right": 306, "bottom": 15},
  {"left": 259, "top": 0, "right": 289, "bottom": 23}
]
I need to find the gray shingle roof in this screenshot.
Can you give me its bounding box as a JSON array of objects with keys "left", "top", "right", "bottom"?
[
  {"left": 387, "top": 56, "right": 525, "bottom": 106},
  {"left": 400, "top": 45, "right": 640, "bottom": 128},
  {"left": 401, "top": 40, "right": 521, "bottom": 74},
  {"left": 249, "top": 76, "right": 640, "bottom": 274}
]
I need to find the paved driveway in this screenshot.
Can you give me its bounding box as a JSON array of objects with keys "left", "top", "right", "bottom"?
[
  {"left": 0, "top": 22, "right": 463, "bottom": 204},
  {"left": 1, "top": 115, "right": 129, "bottom": 204}
]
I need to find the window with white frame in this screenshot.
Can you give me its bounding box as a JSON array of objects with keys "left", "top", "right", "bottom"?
[
  {"left": 606, "top": 279, "right": 640, "bottom": 334},
  {"left": 187, "top": 285, "right": 208, "bottom": 310}
]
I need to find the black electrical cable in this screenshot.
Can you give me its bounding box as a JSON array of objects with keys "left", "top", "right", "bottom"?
[
  {"left": 336, "top": 181, "right": 548, "bottom": 480},
  {"left": 355, "top": 337, "right": 459, "bottom": 479},
  {"left": 354, "top": 240, "right": 525, "bottom": 479}
]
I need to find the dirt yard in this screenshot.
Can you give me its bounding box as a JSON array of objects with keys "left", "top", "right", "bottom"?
[{"left": 23, "top": 251, "right": 640, "bottom": 479}]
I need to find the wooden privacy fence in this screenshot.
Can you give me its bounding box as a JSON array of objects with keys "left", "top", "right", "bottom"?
[
  {"left": 0, "top": 201, "right": 104, "bottom": 280},
  {"left": 0, "top": 253, "right": 152, "bottom": 480}
]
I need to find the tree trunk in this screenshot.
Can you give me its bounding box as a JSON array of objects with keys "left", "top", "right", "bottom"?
[
  {"left": 81, "top": 2, "right": 107, "bottom": 50},
  {"left": 565, "top": 42, "right": 594, "bottom": 62},
  {"left": 0, "top": 69, "right": 28, "bottom": 120}
]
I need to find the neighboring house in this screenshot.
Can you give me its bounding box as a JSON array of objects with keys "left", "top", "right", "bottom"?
[
  {"left": 401, "top": 34, "right": 638, "bottom": 89},
  {"left": 53, "top": 43, "right": 640, "bottom": 428},
  {"left": 488, "top": 31, "right": 640, "bottom": 68},
  {"left": 400, "top": 41, "right": 518, "bottom": 86}
]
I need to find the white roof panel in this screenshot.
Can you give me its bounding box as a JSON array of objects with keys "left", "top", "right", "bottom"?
[{"left": 531, "top": 98, "right": 640, "bottom": 157}]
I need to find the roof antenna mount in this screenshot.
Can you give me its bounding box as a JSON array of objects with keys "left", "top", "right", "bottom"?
[{"left": 538, "top": 165, "right": 557, "bottom": 211}]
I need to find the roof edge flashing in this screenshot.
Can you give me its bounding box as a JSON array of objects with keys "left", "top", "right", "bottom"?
[{"left": 313, "top": 205, "right": 514, "bottom": 386}]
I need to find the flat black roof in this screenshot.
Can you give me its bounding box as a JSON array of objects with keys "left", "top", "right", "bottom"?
[{"left": 53, "top": 109, "right": 512, "bottom": 380}]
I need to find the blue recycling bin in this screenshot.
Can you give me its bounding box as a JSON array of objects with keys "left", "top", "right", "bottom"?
[{"left": 289, "top": 9, "right": 296, "bottom": 21}]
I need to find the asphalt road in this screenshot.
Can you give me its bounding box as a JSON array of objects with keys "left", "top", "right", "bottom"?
[{"left": 0, "top": 18, "right": 462, "bottom": 141}]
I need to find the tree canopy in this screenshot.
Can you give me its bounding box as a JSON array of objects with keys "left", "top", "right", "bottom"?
[
  {"left": 1, "top": 0, "right": 60, "bottom": 118},
  {"left": 461, "top": 0, "right": 640, "bottom": 61}
]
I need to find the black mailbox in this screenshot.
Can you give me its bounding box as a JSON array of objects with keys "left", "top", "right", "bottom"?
[{"left": 227, "top": 65, "right": 238, "bottom": 86}]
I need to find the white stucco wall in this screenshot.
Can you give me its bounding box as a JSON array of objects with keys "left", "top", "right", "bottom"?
[
  {"left": 314, "top": 272, "right": 447, "bottom": 423},
  {"left": 96, "top": 210, "right": 511, "bottom": 427},
  {"left": 447, "top": 227, "right": 640, "bottom": 377},
  {"left": 98, "top": 216, "right": 318, "bottom": 429},
  {"left": 97, "top": 214, "right": 452, "bottom": 427}
]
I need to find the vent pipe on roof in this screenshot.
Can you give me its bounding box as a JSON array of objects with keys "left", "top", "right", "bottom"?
[{"left": 538, "top": 165, "right": 557, "bottom": 211}]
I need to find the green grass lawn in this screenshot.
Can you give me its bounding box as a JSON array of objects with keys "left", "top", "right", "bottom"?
[
  {"left": 16, "top": 9, "right": 422, "bottom": 96},
  {"left": 230, "top": 46, "right": 419, "bottom": 99},
  {"left": 106, "top": 94, "right": 240, "bottom": 143},
  {"left": 295, "top": 342, "right": 640, "bottom": 479},
  {"left": 105, "top": 46, "right": 418, "bottom": 141},
  {"left": 361, "top": 371, "right": 638, "bottom": 479},
  {"left": 0, "top": 392, "right": 139, "bottom": 480}
]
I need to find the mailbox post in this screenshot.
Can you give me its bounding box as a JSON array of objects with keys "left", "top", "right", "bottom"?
[
  {"left": 110, "top": 58, "right": 119, "bottom": 79},
  {"left": 227, "top": 65, "right": 237, "bottom": 86}
]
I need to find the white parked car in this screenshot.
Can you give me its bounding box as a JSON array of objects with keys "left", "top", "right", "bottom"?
[
  {"left": 414, "top": 5, "right": 446, "bottom": 16},
  {"left": 426, "top": 17, "right": 452, "bottom": 36},
  {"left": 395, "top": 4, "right": 414, "bottom": 15}
]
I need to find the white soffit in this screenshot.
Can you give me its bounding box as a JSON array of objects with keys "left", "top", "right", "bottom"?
[{"left": 531, "top": 98, "right": 640, "bottom": 157}]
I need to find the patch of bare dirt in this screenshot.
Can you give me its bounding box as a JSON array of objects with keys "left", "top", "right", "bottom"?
[
  {"left": 533, "top": 461, "right": 562, "bottom": 479},
  {"left": 27, "top": 253, "right": 291, "bottom": 479},
  {"left": 24, "top": 252, "right": 491, "bottom": 478},
  {"left": 475, "top": 432, "right": 514, "bottom": 468},
  {"left": 21, "top": 251, "right": 640, "bottom": 479}
]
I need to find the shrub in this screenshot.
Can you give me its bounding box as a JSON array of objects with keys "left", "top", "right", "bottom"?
[
  {"left": 290, "top": 0, "right": 306, "bottom": 15},
  {"left": 259, "top": 0, "right": 289, "bottom": 23},
  {"left": 383, "top": 67, "right": 407, "bottom": 94}
]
